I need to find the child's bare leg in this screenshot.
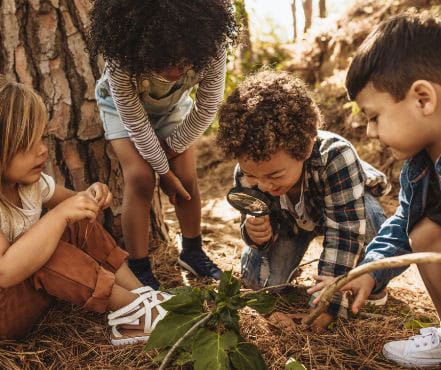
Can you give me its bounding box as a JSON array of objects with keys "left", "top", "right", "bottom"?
[
  {"left": 170, "top": 146, "right": 221, "bottom": 278},
  {"left": 110, "top": 139, "right": 159, "bottom": 288},
  {"left": 409, "top": 217, "right": 441, "bottom": 317},
  {"left": 170, "top": 146, "right": 201, "bottom": 237},
  {"left": 109, "top": 284, "right": 139, "bottom": 310},
  {"left": 114, "top": 263, "right": 143, "bottom": 291},
  {"left": 111, "top": 138, "right": 156, "bottom": 259}
]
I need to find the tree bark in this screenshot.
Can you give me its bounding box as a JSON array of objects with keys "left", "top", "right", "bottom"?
[
  {"left": 319, "top": 0, "right": 326, "bottom": 18},
  {"left": 234, "top": 0, "right": 253, "bottom": 72},
  {"left": 302, "top": 0, "right": 313, "bottom": 33},
  {"left": 0, "top": 0, "right": 169, "bottom": 243},
  {"left": 291, "top": 0, "right": 298, "bottom": 42}
]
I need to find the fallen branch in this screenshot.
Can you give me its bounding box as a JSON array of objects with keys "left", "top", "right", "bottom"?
[{"left": 304, "top": 252, "right": 441, "bottom": 326}]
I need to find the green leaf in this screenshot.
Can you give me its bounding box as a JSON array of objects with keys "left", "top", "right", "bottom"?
[
  {"left": 404, "top": 319, "right": 435, "bottom": 330},
  {"left": 165, "top": 286, "right": 194, "bottom": 295},
  {"left": 161, "top": 288, "right": 204, "bottom": 314},
  {"left": 218, "top": 309, "right": 240, "bottom": 332},
  {"left": 146, "top": 312, "right": 207, "bottom": 349},
  {"left": 343, "top": 101, "right": 361, "bottom": 115},
  {"left": 205, "top": 286, "right": 218, "bottom": 302},
  {"left": 229, "top": 342, "right": 268, "bottom": 370},
  {"left": 285, "top": 357, "right": 307, "bottom": 369},
  {"left": 228, "top": 295, "right": 248, "bottom": 310},
  {"left": 245, "top": 292, "right": 278, "bottom": 314},
  {"left": 219, "top": 271, "right": 241, "bottom": 297},
  {"left": 152, "top": 349, "right": 168, "bottom": 364},
  {"left": 192, "top": 329, "right": 238, "bottom": 370},
  {"left": 175, "top": 350, "right": 193, "bottom": 366}
]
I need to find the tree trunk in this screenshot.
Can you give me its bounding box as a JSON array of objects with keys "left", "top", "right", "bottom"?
[
  {"left": 319, "top": 0, "right": 326, "bottom": 18},
  {"left": 291, "top": 0, "right": 298, "bottom": 42},
  {"left": 234, "top": 0, "right": 253, "bottom": 72},
  {"left": 0, "top": 0, "right": 169, "bottom": 244},
  {"left": 302, "top": 0, "right": 312, "bottom": 33}
]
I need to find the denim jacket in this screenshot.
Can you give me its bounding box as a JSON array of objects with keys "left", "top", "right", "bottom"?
[{"left": 360, "top": 149, "right": 438, "bottom": 292}]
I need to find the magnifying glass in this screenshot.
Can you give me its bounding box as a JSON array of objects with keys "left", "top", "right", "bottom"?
[
  {"left": 226, "top": 186, "right": 272, "bottom": 216},
  {"left": 226, "top": 186, "right": 280, "bottom": 251}
]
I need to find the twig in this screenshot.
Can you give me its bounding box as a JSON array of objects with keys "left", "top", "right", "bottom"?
[
  {"left": 159, "top": 312, "right": 213, "bottom": 370},
  {"left": 241, "top": 258, "right": 319, "bottom": 295},
  {"left": 304, "top": 252, "right": 441, "bottom": 326}
]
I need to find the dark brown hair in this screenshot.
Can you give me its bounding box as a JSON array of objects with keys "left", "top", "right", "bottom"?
[
  {"left": 346, "top": 12, "right": 441, "bottom": 101},
  {"left": 88, "top": 0, "right": 237, "bottom": 75},
  {"left": 217, "top": 70, "right": 320, "bottom": 161}
]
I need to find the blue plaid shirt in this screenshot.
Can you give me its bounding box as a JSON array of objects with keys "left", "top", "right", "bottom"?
[{"left": 236, "top": 131, "right": 390, "bottom": 317}]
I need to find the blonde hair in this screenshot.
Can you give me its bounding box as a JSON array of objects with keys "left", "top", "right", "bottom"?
[{"left": 0, "top": 76, "right": 48, "bottom": 216}]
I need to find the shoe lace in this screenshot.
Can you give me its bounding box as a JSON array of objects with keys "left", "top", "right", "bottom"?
[{"left": 410, "top": 327, "right": 441, "bottom": 350}]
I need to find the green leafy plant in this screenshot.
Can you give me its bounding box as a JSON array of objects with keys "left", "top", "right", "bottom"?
[
  {"left": 147, "top": 271, "right": 278, "bottom": 369},
  {"left": 404, "top": 319, "right": 436, "bottom": 330}
]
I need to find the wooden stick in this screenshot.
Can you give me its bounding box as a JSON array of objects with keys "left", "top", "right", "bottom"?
[{"left": 304, "top": 252, "right": 441, "bottom": 326}]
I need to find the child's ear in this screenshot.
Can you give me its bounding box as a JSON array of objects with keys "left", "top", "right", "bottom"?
[
  {"left": 304, "top": 136, "right": 316, "bottom": 160},
  {"left": 409, "top": 80, "right": 437, "bottom": 116}
]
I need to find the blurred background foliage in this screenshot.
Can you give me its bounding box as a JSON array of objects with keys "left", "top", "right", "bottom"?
[{"left": 214, "top": 0, "right": 441, "bottom": 194}]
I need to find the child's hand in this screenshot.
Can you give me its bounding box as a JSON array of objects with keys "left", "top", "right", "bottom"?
[
  {"left": 307, "top": 274, "right": 339, "bottom": 305},
  {"left": 53, "top": 192, "right": 100, "bottom": 224},
  {"left": 268, "top": 311, "right": 333, "bottom": 332},
  {"left": 159, "top": 170, "right": 191, "bottom": 205},
  {"left": 341, "top": 274, "right": 376, "bottom": 314},
  {"left": 86, "top": 182, "right": 112, "bottom": 209},
  {"left": 245, "top": 214, "right": 272, "bottom": 246}
]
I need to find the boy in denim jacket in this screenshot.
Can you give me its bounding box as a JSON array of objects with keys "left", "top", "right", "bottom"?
[
  {"left": 337, "top": 13, "right": 441, "bottom": 367},
  {"left": 216, "top": 70, "right": 390, "bottom": 329}
]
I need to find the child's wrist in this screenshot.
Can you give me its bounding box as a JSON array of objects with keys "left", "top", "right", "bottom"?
[{"left": 49, "top": 206, "right": 69, "bottom": 226}]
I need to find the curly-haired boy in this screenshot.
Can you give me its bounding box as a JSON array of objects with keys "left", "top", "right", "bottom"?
[
  {"left": 89, "top": 0, "right": 237, "bottom": 287},
  {"left": 217, "top": 70, "right": 390, "bottom": 328}
]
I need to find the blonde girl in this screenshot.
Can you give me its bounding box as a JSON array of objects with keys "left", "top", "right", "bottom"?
[{"left": 0, "top": 78, "right": 170, "bottom": 345}]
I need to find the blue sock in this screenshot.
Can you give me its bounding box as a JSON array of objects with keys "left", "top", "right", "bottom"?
[{"left": 182, "top": 235, "right": 202, "bottom": 251}]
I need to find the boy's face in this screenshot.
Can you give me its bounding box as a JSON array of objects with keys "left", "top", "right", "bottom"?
[
  {"left": 356, "top": 82, "right": 433, "bottom": 160},
  {"left": 238, "top": 150, "right": 305, "bottom": 197}
]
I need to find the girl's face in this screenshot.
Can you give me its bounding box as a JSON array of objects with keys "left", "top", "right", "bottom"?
[
  {"left": 153, "top": 63, "right": 192, "bottom": 82},
  {"left": 3, "top": 138, "right": 48, "bottom": 186}
]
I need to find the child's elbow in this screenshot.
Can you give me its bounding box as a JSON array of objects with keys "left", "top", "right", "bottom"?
[
  {"left": 0, "top": 270, "right": 19, "bottom": 289},
  {"left": 0, "top": 276, "right": 12, "bottom": 289}
]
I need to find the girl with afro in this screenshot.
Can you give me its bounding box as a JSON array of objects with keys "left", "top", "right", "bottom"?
[{"left": 89, "top": 0, "right": 237, "bottom": 288}]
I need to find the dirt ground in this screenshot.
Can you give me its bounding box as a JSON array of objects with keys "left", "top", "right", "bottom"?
[
  {"left": 161, "top": 135, "right": 439, "bottom": 369},
  {"left": 0, "top": 135, "right": 438, "bottom": 370}
]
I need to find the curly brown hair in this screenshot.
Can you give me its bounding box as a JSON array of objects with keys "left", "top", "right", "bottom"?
[
  {"left": 88, "top": 0, "right": 237, "bottom": 76},
  {"left": 217, "top": 70, "right": 321, "bottom": 161}
]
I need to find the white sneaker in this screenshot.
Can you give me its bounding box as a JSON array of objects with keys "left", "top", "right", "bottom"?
[{"left": 383, "top": 327, "right": 441, "bottom": 368}]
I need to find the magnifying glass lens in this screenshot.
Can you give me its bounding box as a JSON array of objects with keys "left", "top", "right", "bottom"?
[{"left": 227, "top": 192, "right": 269, "bottom": 215}]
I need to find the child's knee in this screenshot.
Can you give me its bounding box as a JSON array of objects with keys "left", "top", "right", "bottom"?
[
  {"left": 409, "top": 217, "right": 441, "bottom": 252},
  {"left": 124, "top": 165, "right": 156, "bottom": 198}
]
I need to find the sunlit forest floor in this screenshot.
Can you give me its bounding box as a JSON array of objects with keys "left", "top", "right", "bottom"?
[
  {"left": 1, "top": 135, "right": 437, "bottom": 370},
  {"left": 2, "top": 0, "right": 441, "bottom": 368}
]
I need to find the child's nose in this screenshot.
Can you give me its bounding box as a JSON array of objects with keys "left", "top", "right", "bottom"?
[
  {"left": 38, "top": 142, "right": 48, "bottom": 157},
  {"left": 257, "top": 180, "right": 273, "bottom": 193},
  {"left": 366, "top": 121, "right": 378, "bottom": 138}
]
